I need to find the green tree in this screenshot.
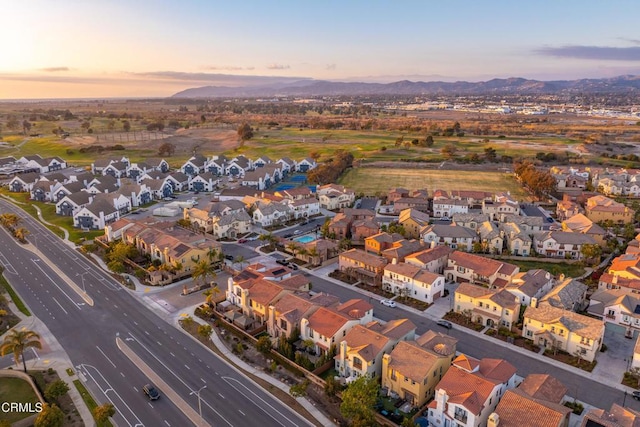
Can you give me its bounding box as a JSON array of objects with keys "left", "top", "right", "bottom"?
[
  {"left": 198, "top": 324, "right": 213, "bottom": 339},
  {"left": 0, "top": 328, "right": 42, "bottom": 372},
  {"left": 158, "top": 142, "right": 176, "bottom": 157},
  {"left": 22, "top": 120, "right": 32, "bottom": 136},
  {"left": 256, "top": 336, "right": 272, "bottom": 354},
  {"left": 340, "top": 376, "right": 379, "bottom": 427},
  {"left": 122, "top": 120, "right": 131, "bottom": 132},
  {"left": 425, "top": 135, "right": 434, "bottom": 147},
  {"left": 0, "top": 213, "right": 21, "bottom": 229},
  {"left": 290, "top": 379, "right": 310, "bottom": 397},
  {"left": 93, "top": 403, "right": 116, "bottom": 423},
  {"left": 324, "top": 375, "right": 342, "bottom": 397},
  {"left": 191, "top": 259, "right": 216, "bottom": 286},
  {"left": 44, "top": 379, "right": 70, "bottom": 403},
  {"left": 484, "top": 146, "right": 497, "bottom": 161},
  {"left": 106, "top": 241, "right": 138, "bottom": 263},
  {"left": 401, "top": 417, "right": 418, "bottom": 427},
  {"left": 441, "top": 144, "right": 457, "bottom": 159},
  {"left": 581, "top": 244, "right": 602, "bottom": 264},
  {"left": 34, "top": 403, "right": 64, "bottom": 427}
]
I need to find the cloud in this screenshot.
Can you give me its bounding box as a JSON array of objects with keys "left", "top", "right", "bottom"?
[
  {"left": 39, "top": 67, "right": 70, "bottom": 72},
  {"left": 536, "top": 45, "right": 640, "bottom": 61},
  {"left": 129, "top": 70, "right": 310, "bottom": 87},
  {"left": 266, "top": 64, "right": 290, "bottom": 70},
  {"left": 326, "top": 63, "right": 336, "bottom": 70},
  {"left": 618, "top": 37, "right": 640, "bottom": 45},
  {"left": 205, "top": 65, "right": 255, "bottom": 71}
]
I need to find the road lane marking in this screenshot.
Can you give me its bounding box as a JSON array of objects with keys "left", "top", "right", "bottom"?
[
  {"left": 218, "top": 393, "right": 225, "bottom": 399},
  {"left": 31, "top": 260, "right": 84, "bottom": 309},
  {"left": 95, "top": 346, "right": 117, "bottom": 369},
  {"left": 164, "top": 420, "right": 171, "bottom": 426},
  {"left": 51, "top": 297, "right": 68, "bottom": 314},
  {"left": 239, "top": 410, "right": 245, "bottom": 416}
]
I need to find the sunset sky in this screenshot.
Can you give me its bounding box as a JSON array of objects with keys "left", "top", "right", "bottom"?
[{"left": 2, "top": 0, "right": 640, "bottom": 99}]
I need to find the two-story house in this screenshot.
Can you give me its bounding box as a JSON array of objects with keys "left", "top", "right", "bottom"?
[
  {"left": 432, "top": 198, "right": 469, "bottom": 219},
  {"left": 455, "top": 282, "right": 521, "bottom": 330},
  {"left": 399, "top": 208, "right": 431, "bottom": 239},
  {"left": 445, "top": 251, "right": 519, "bottom": 288},
  {"left": 506, "top": 269, "right": 556, "bottom": 306},
  {"left": 339, "top": 249, "right": 389, "bottom": 286},
  {"left": 421, "top": 224, "right": 478, "bottom": 252},
  {"left": 585, "top": 195, "right": 635, "bottom": 225},
  {"left": 404, "top": 245, "right": 453, "bottom": 274},
  {"left": 533, "top": 231, "right": 597, "bottom": 260},
  {"left": 316, "top": 184, "right": 355, "bottom": 211},
  {"left": 382, "top": 262, "right": 446, "bottom": 303}
]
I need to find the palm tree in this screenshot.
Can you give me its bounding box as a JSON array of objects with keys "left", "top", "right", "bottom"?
[
  {"left": 259, "top": 233, "right": 277, "bottom": 250},
  {"left": 207, "top": 247, "right": 218, "bottom": 263},
  {"left": 286, "top": 242, "right": 301, "bottom": 258},
  {"left": 203, "top": 283, "right": 221, "bottom": 306},
  {"left": 14, "top": 227, "right": 29, "bottom": 242},
  {"left": 0, "top": 328, "right": 42, "bottom": 372},
  {"left": 235, "top": 255, "right": 245, "bottom": 270},
  {"left": 307, "top": 247, "right": 320, "bottom": 266},
  {"left": 0, "top": 213, "right": 20, "bottom": 229},
  {"left": 192, "top": 259, "right": 216, "bottom": 287}
]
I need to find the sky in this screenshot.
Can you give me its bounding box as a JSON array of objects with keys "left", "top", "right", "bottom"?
[{"left": 2, "top": 0, "right": 640, "bottom": 99}]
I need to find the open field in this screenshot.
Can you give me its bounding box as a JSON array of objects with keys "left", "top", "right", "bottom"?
[
  {"left": 0, "top": 377, "right": 39, "bottom": 424},
  {"left": 338, "top": 168, "right": 529, "bottom": 198}
]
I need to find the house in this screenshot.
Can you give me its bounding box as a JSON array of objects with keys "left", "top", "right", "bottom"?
[
  {"left": 296, "top": 239, "right": 339, "bottom": 266},
  {"left": 399, "top": 208, "right": 430, "bottom": 239},
  {"left": 383, "top": 262, "right": 446, "bottom": 303},
  {"left": 252, "top": 202, "right": 293, "bottom": 227},
  {"left": 421, "top": 224, "right": 478, "bottom": 251},
  {"left": 498, "top": 222, "right": 532, "bottom": 256},
  {"left": 206, "top": 155, "right": 227, "bottom": 176},
  {"left": 598, "top": 273, "right": 640, "bottom": 294},
  {"left": 30, "top": 180, "right": 57, "bottom": 202},
  {"left": 56, "top": 191, "right": 92, "bottom": 216},
  {"left": 580, "top": 403, "right": 640, "bottom": 427},
  {"left": 427, "top": 355, "right": 517, "bottom": 427},
  {"left": 483, "top": 193, "right": 521, "bottom": 221},
  {"left": 226, "top": 155, "right": 252, "bottom": 177},
  {"left": 364, "top": 231, "right": 404, "bottom": 255},
  {"left": 189, "top": 172, "right": 219, "bottom": 193},
  {"left": 561, "top": 213, "right": 607, "bottom": 248},
  {"left": 538, "top": 277, "right": 588, "bottom": 312},
  {"left": 454, "top": 282, "right": 520, "bottom": 330},
  {"left": 91, "top": 157, "right": 129, "bottom": 175},
  {"left": 276, "top": 157, "right": 296, "bottom": 175},
  {"left": 585, "top": 195, "right": 635, "bottom": 225},
  {"left": 102, "top": 161, "right": 129, "bottom": 178},
  {"left": 118, "top": 182, "right": 152, "bottom": 208},
  {"left": 284, "top": 197, "right": 320, "bottom": 220},
  {"left": 9, "top": 172, "right": 40, "bottom": 192},
  {"left": 17, "top": 154, "right": 66, "bottom": 173},
  {"left": 335, "top": 318, "right": 416, "bottom": 379},
  {"left": 267, "top": 293, "right": 320, "bottom": 340},
  {"left": 296, "top": 157, "right": 317, "bottom": 172},
  {"left": 213, "top": 211, "right": 252, "bottom": 239},
  {"left": 432, "top": 198, "right": 469, "bottom": 218},
  {"left": 381, "top": 330, "right": 458, "bottom": 408},
  {"left": 556, "top": 199, "right": 583, "bottom": 221},
  {"left": 452, "top": 212, "right": 491, "bottom": 231},
  {"left": 393, "top": 197, "right": 430, "bottom": 215},
  {"left": 533, "top": 231, "right": 597, "bottom": 260},
  {"left": 127, "top": 161, "right": 156, "bottom": 181},
  {"left": 608, "top": 253, "right": 640, "bottom": 280},
  {"left": 490, "top": 374, "right": 571, "bottom": 427},
  {"left": 274, "top": 186, "right": 313, "bottom": 201},
  {"left": 588, "top": 289, "right": 640, "bottom": 334},
  {"left": 477, "top": 221, "right": 504, "bottom": 254},
  {"left": 450, "top": 190, "right": 493, "bottom": 206},
  {"left": 523, "top": 302, "right": 604, "bottom": 362},
  {"left": 51, "top": 181, "right": 86, "bottom": 202},
  {"left": 445, "top": 251, "right": 519, "bottom": 288},
  {"left": 180, "top": 154, "right": 207, "bottom": 176},
  {"left": 328, "top": 208, "right": 375, "bottom": 240},
  {"left": 73, "top": 199, "right": 120, "bottom": 229},
  {"left": 387, "top": 188, "right": 410, "bottom": 203},
  {"left": 380, "top": 239, "right": 424, "bottom": 264},
  {"left": 351, "top": 218, "right": 380, "bottom": 244},
  {"left": 241, "top": 168, "right": 270, "bottom": 190},
  {"left": 405, "top": 245, "right": 453, "bottom": 274},
  {"left": 506, "top": 269, "right": 556, "bottom": 306},
  {"left": 300, "top": 299, "right": 373, "bottom": 355},
  {"left": 316, "top": 183, "right": 355, "bottom": 210},
  {"left": 339, "top": 249, "right": 388, "bottom": 286},
  {"left": 253, "top": 155, "right": 272, "bottom": 168},
  {"left": 167, "top": 172, "right": 189, "bottom": 192},
  {"left": 185, "top": 200, "right": 252, "bottom": 237}
]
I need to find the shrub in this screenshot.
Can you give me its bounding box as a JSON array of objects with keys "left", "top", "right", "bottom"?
[{"left": 256, "top": 336, "right": 273, "bottom": 355}]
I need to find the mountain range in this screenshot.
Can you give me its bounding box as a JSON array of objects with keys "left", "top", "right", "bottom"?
[{"left": 171, "top": 75, "right": 640, "bottom": 98}]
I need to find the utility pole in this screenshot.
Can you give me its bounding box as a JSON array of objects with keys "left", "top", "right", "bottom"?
[{"left": 190, "top": 384, "right": 207, "bottom": 417}]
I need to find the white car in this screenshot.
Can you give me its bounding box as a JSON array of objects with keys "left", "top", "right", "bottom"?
[{"left": 380, "top": 299, "right": 396, "bottom": 308}]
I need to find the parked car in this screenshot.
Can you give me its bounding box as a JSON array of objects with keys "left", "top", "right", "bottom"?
[
  {"left": 294, "top": 230, "right": 302, "bottom": 235},
  {"left": 238, "top": 238, "right": 247, "bottom": 243},
  {"left": 276, "top": 259, "right": 289, "bottom": 266},
  {"left": 634, "top": 390, "right": 640, "bottom": 400},
  {"left": 283, "top": 233, "right": 293, "bottom": 238},
  {"left": 224, "top": 254, "right": 234, "bottom": 261},
  {"left": 380, "top": 299, "right": 396, "bottom": 308},
  {"left": 143, "top": 384, "right": 160, "bottom": 400},
  {"left": 436, "top": 320, "right": 453, "bottom": 329},
  {"left": 288, "top": 263, "right": 299, "bottom": 270}
]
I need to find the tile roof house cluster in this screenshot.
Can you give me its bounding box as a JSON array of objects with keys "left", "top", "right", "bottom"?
[
  {"left": 404, "top": 245, "right": 453, "bottom": 274},
  {"left": 421, "top": 223, "right": 478, "bottom": 252},
  {"left": 482, "top": 192, "right": 520, "bottom": 221},
  {"left": 561, "top": 213, "right": 607, "bottom": 248},
  {"left": 598, "top": 272, "right": 640, "bottom": 294},
  {"left": 588, "top": 288, "right": 640, "bottom": 334},
  {"left": 537, "top": 276, "right": 588, "bottom": 312},
  {"left": 533, "top": 230, "right": 597, "bottom": 260},
  {"left": 490, "top": 374, "right": 571, "bottom": 427},
  {"left": 382, "top": 330, "right": 458, "bottom": 408},
  {"left": 608, "top": 253, "right": 640, "bottom": 280},
  {"left": 335, "top": 318, "right": 416, "bottom": 379},
  {"left": 427, "top": 355, "right": 517, "bottom": 427},
  {"left": 506, "top": 269, "right": 556, "bottom": 306},
  {"left": 328, "top": 208, "right": 377, "bottom": 242},
  {"left": 432, "top": 197, "right": 470, "bottom": 219},
  {"left": 523, "top": 301, "right": 604, "bottom": 362},
  {"left": 454, "top": 282, "right": 521, "bottom": 330},
  {"left": 184, "top": 200, "right": 252, "bottom": 239},
  {"left": 393, "top": 195, "right": 430, "bottom": 215},
  {"left": 585, "top": 195, "right": 635, "bottom": 225},
  {"left": 580, "top": 403, "right": 640, "bottom": 427},
  {"left": 399, "top": 208, "right": 431, "bottom": 239},
  {"left": 444, "top": 251, "right": 519, "bottom": 288},
  {"left": 592, "top": 167, "right": 640, "bottom": 197},
  {"left": 556, "top": 197, "right": 584, "bottom": 222}
]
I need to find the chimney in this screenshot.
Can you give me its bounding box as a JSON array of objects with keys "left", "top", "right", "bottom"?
[
  {"left": 558, "top": 273, "right": 565, "bottom": 282},
  {"left": 613, "top": 275, "right": 618, "bottom": 284},
  {"left": 531, "top": 297, "right": 538, "bottom": 308},
  {"left": 430, "top": 240, "right": 437, "bottom": 249},
  {"left": 392, "top": 258, "right": 397, "bottom": 265},
  {"left": 488, "top": 413, "right": 499, "bottom": 427},
  {"left": 226, "top": 277, "right": 234, "bottom": 301}
]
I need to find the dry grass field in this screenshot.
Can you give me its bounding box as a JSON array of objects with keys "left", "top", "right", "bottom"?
[{"left": 338, "top": 167, "right": 529, "bottom": 199}]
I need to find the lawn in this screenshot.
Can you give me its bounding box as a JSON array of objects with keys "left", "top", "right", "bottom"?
[
  {"left": 0, "top": 377, "right": 40, "bottom": 424},
  {"left": 338, "top": 168, "right": 529, "bottom": 199},
  {"left": 506, "top": 259, "right": 585, "bottom": 278}
]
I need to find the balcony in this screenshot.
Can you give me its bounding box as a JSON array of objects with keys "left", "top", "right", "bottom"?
[{"left": 454, "top": 412, "right": 468, "bottom": 424}]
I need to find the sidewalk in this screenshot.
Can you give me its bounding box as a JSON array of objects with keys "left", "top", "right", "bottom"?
[{"left": 170, "top": 304, "right": 336, "bottom": 427}]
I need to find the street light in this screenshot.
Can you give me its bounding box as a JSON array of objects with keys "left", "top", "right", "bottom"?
[
  {"left": 78, "top": 272, "right": 88, "bottom": 293},
  {"left": 190, "top": 384, "right": 207, "bottom": 418}
]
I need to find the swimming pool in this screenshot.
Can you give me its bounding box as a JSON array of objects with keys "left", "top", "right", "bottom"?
[{"left": 294, "top": 235, "right": 316, "bottom": 244}]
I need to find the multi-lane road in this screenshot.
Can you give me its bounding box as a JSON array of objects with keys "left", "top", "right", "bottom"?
[{"left": 0, "top": 199, "right": 311, "bottom": 427}]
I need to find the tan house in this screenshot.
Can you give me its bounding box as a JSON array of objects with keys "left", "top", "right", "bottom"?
[
  {"left": 335, "top": 318, "right": 416, "bottom": 379},
  {"left": 491, "top": 374, "right": 570, "bottom": 427},
  {"left": 608, "top": 253, "right": 640, "bottom": 280},
  {"left": 454, "top": 282, "right": 521, "bottom": 330},
  {"left": 561, "top": 213, "right": 607, "bottom": 248},
  {"left": 267, "top": 293, "right": 318, "bottom": 340},
  {"left": 585, "top": 195, "right": 635, "bottom": 225},
  {"left": 339, "top": 249, "right": 388, "bottom": 286},
  {"left": 393, "top": 197, "right": 430, "bottom": 215},
  {"left": 382, "top": 331, "right": 458, "bottom": 408},
  {"left": 399, "top": 208, "right": 431, "bottom": 239},
  {"left": 506, "top": 269, "right": 556, "bottom": 306},
  {"left": 316, "top": 183, "right": 355, "bottom": 210},
  {"left": 556, "top": 198, "right": 584, "bottom": 222},
  {"left": 523, "top": 303, "right": 604, "bottom": 362},
  {"left": 445, "top": 251, "right": 519, "bottom": 288},
  {"left": 296, "top": 238, "right": 339, "bottom": 266},
  {"left": 598, "top": 272, "right": 640, "bottom": 294},
  {"left": 380, "top": 239, "right": 424, "bottom": 264},
  {"left": 364, "top": 232, "right": 404, "bottom": 255}
]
